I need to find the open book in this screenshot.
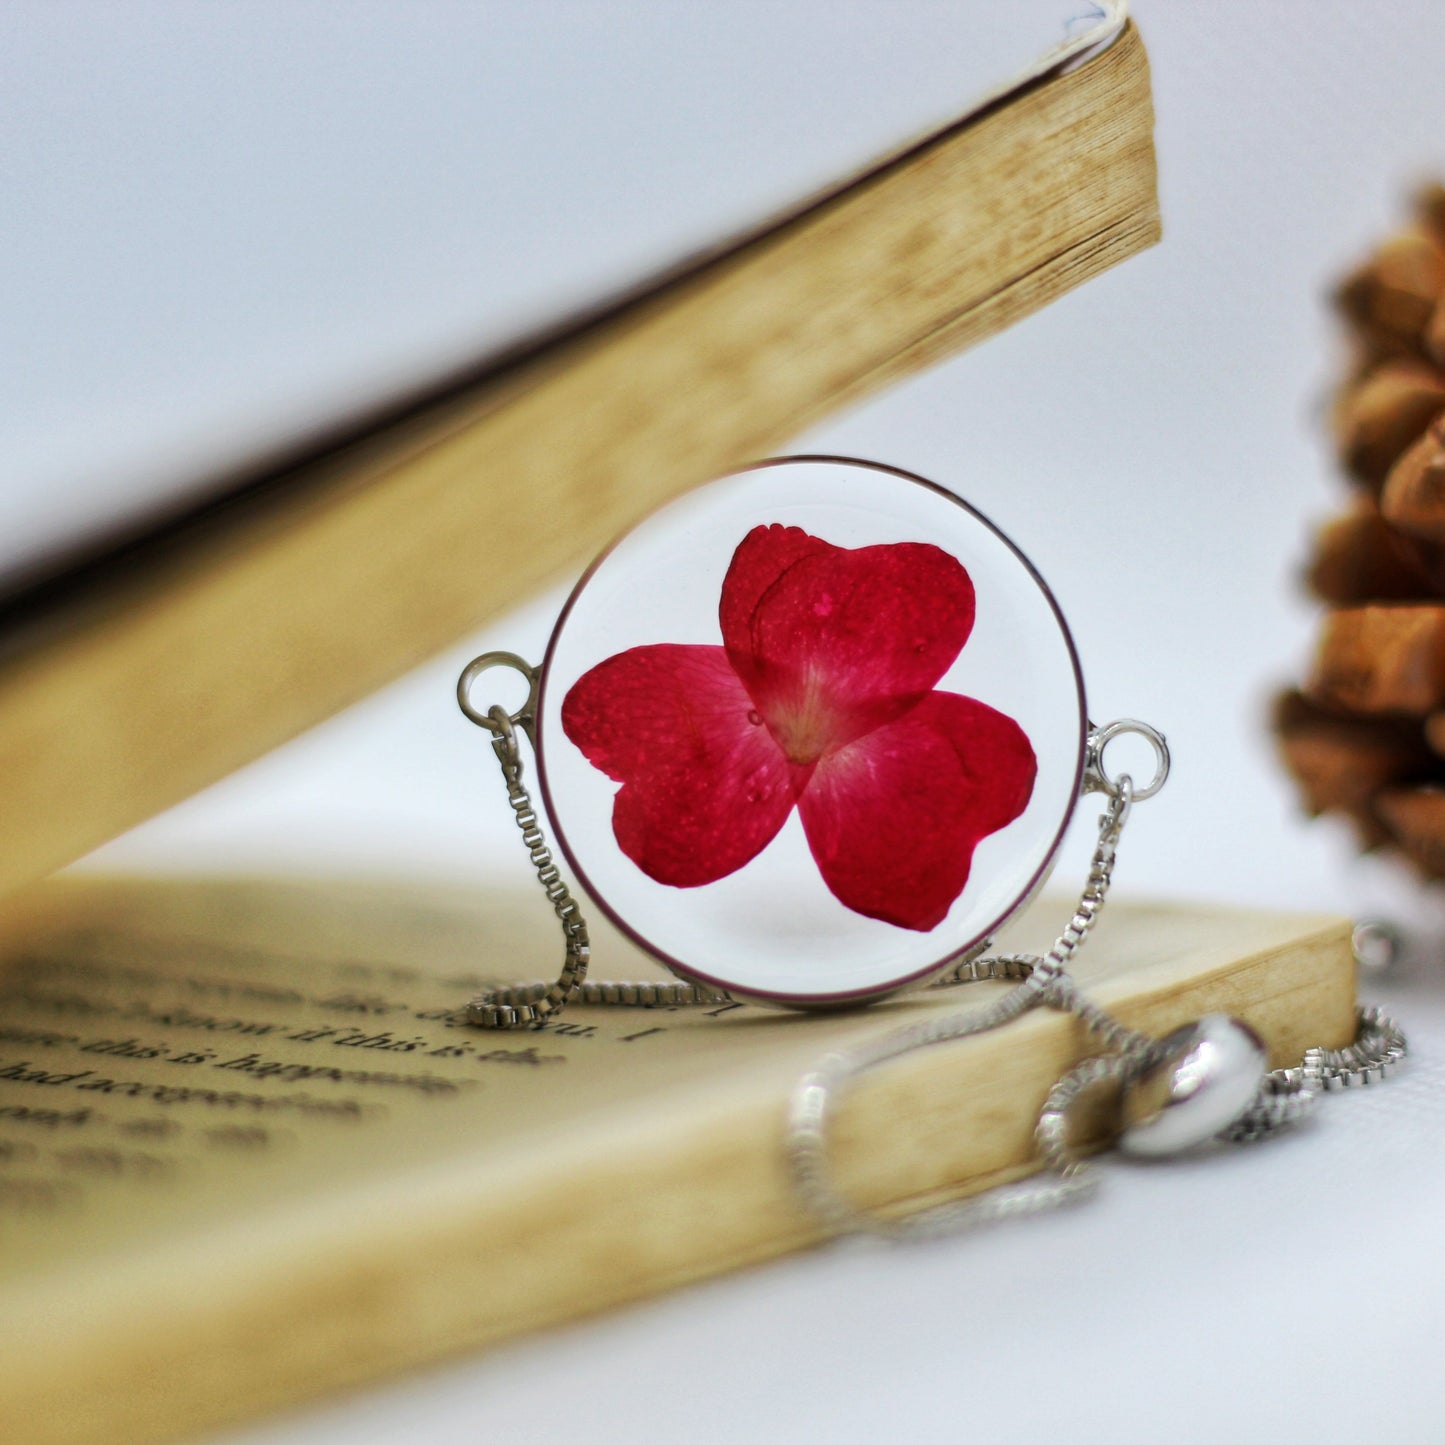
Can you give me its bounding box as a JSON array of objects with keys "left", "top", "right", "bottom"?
[{"left": 0, "top": 879, "right": 1352, "bottom": 1445}]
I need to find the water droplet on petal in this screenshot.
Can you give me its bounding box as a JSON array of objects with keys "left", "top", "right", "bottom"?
[
  {"left": 742, "top": 763, "right": 770, "bottom": 804},
  {"left": 746, "top": 709, "right": 761, "bottom": 726}
]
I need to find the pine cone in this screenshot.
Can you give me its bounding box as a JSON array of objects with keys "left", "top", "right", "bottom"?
[{"left": 1277, "top": 183, "right": 1445, "bottom": 879}]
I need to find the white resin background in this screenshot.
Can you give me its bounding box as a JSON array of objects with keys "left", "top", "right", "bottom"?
[
  {"left": 13, "top": 2, "right": 1445, "bottom": 1442},
  {"left": 537, "top": 460, "right": 1085, "bottom": 1000}
]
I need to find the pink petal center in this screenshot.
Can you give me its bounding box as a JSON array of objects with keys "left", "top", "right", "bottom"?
[{"left": 759, "top": 666, "right": 859, "bottom": 766}]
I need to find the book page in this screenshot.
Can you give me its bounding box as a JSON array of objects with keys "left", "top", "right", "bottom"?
[
  {"left": 0, "top": 876, "right": 1357, "bottom": 1445},
  {"left": 0, "top": 877, "right": 747, "bottom": 1279},
  {"left": 0, "top": 875, "right": 1350, "bottom": 1289}
]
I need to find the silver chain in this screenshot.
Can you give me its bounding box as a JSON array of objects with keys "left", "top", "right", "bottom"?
[
  {"left": 459, "top": 654, "right": 730, "bottom": 1028},
  {"left": 464, "top": 702, "right": 729, "bottom": 1027},
  {"left": 784, "top": 777, "right": 1408, "bottom": 1241},
  {"left": 464, "top": 705, "right": 591, "bottom": 1027},
  {"left": 1219, "top": 1004, "right": 1407, "bottom": 1143},
  {"left": 456, "top": 654, "right": 1150, "bottom": 1028},
  {"left": 457, "top": 655, "right": 1169, "bottom": 1038},
  {"left": 456, "top": 651, "right": 1405, "bottom": 1238},
  {"left": 787, "top": 783, "right": 1148, "bottom": 1240}
]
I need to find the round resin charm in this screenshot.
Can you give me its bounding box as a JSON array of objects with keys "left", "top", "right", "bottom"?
[{"left": 535, "top": 456, "right": 1086, "bottom": 1006}]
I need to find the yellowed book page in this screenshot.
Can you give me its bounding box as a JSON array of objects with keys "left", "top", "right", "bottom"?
[{"left": 0, "top": 878, "right": 1351, "bottom": 1445}]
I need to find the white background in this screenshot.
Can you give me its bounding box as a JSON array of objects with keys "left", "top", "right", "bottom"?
[{"left": 17, "top": 1, "right": 1445, "bottom": 1440}]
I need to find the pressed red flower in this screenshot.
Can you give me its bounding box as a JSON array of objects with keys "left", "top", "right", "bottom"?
[{"left": 561, "top": 524, "right": 1037, "bottom": 931}]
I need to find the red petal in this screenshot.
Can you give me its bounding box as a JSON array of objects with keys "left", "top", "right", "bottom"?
[
  {"left": 561, "top": 644, "right": 802, "bottom": 887},
  {"left": 796, "top": 693, "right": 1037, "bottom": 931},
  {"left": 719, "top": 525, "right": 975, "bottom": 761},
  {"left": 719, "top": 525, "right": 831, "bottom": 689}
]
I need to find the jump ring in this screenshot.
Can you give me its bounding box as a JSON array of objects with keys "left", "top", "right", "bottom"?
[
  {"left": 1088, "top": 718, "right": 1170, "bottom": 802},
  {"left": 457, "top": 651, "right": 539, "bottom": 735}
]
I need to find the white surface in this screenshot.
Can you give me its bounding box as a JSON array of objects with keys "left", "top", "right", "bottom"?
[
  {"left": 42, "top": 0, "right": 1445, "bottom": 1439},
  {"left": 0, "top": 0, "right": 1104, "bottom": 592},
  {"left": 539, "top": 460, "right": 1084, "bottom": 1000}
]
